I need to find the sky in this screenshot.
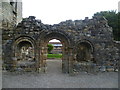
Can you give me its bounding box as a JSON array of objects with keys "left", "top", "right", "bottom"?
[
  {"left": 23, "top": 0, "right": 119, "bottom": 25},
  {"left": 22, "top": 0, "right": 119, "bottom": 42}
]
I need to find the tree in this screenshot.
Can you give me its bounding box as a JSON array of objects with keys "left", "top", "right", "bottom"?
[
  {"left": 94, "top": 10, "right": 120, "bottom": 41},
  {"left": 47, "top": 44, "right": 54, "bottom": 53}
]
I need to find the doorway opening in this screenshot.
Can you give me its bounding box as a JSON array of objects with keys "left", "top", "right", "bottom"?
[
  {"left": 46, "top": 39, "right": 63, "bottom": 73},
  {"left": 48, "top": 39, "right": 62, "bottom": 58},
  {"left": 39, "top": 31, "right": 70, "bottom": 73}
]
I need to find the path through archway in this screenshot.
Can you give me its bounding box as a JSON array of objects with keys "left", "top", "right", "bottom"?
[
  {"left": 39, "top": 31, "right": 72, "bottom": 73},
  {"left": 46, "top": 39, "right": 62, "bottom": 73}
]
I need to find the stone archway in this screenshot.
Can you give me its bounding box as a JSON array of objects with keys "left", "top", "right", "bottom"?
[
  {"left": 12, "top": 36, "right": 37, "bottom": 71},
  {"left": 76, "top": 40, "right": 94, "bottom": 62},
  {"left": 38, "top": 31, "right": 73, "bottom": 73},
  {"left": 73, "top": 40, "right": 95, "bottom": 72}
]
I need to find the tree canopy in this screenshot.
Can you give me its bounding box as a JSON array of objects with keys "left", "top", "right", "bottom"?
[
  {"left": 47, "top": 44, "right": 54, "bottom": 53},
  {"left": 94, "top": 10, "right": 120, "bottom": 41}
]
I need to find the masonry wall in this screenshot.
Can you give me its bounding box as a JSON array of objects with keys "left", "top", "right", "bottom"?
[
  {"left": 3, "top": 16, "right": 119, "bottom": 72},
  {"left": 0, "top": 0, "right": 22, "bottom": 44}
]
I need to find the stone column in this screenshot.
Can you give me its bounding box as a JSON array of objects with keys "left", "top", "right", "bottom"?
[
  {"left": 43, "top": 47, "right": 48, "bottom": 73},
  {"left": 62, "top": 47, "right": 69, "bottom": 73},
  {"left": 68, "top": 47, "right": 74, "bottom": 75},
  {"left": 35, "top": 44, "right": 39, "bottom": 72},
  {"left": 39, "top": 46, "right": 43, "bottom": 73},
  {"left": 40, "top": 46, "right": 47, "bottom": 73}
]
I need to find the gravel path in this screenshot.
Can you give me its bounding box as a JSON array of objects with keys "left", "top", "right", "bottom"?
[{"left": 2, "top": 60, "right": 118, "bottom": 88}]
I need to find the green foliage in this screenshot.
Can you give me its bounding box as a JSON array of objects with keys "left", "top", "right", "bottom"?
[
  {"left": 47, "top": 54, "right": 62, "bottom": 58},
  {"left": 47, "top": 44, "right": 54, "bottom": 53},
  {"left": 94, "top": 10, "right": 120, "bottom": 41}
]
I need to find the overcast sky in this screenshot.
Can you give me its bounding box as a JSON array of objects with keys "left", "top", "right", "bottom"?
[
  {"left": 23, "top": 0, "right": 119, "bottom": 25},
  {"left": 22, "top": 0, "right": 119, "bottom": 42}
]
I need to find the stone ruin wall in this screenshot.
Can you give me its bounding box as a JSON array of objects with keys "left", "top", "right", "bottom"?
[
  {"left": 0, "top": 0, "right": 22, "bottom": 71},
  {"left": 0, "top": 0, "right": 22, "bottom": 44},
  {"left": 3, "top": 15, "right": 119, "bottom": 72}
]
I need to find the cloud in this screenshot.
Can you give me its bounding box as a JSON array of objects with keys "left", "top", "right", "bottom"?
[{"left": 22, "top": 0, "right": 119, "bottom": 24}]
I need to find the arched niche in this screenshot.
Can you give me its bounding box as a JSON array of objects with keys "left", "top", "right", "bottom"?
[
  {"left": 76, "top": 40, "right": 94, "bottom": 62},
  {"left": 16, "top": 41, "right": 34, "bottom": 61},
  {"left": 13, "top": 37, "right": 36, "bottom": 61}
]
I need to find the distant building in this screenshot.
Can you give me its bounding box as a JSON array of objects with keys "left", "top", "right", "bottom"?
[{"left": 49, "top": 42, "right": 62, "bottom": 54}]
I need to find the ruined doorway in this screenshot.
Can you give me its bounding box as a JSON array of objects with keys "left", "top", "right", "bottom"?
[
  {"left": 46, "top": 39, "right": 62, "bottom": 73},
  {"left": 39, "top": 31, "right": 71, "bottom": 73}
]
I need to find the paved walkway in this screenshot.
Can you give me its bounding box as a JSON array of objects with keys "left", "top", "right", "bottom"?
[{"left": 2, "top": 60, "right": 118, "bottom": 88}]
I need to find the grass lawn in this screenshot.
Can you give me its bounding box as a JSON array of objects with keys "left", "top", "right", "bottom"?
[{"left": 47, "top": 54, "right": 62, "bottom": 59}]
